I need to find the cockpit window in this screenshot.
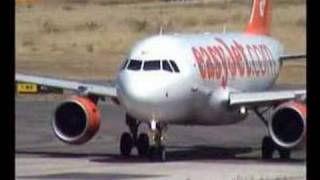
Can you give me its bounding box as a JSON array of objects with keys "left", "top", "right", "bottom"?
[
  {"left": 162, "top": 60, "right": 173, "bottom": 72},
  {"left": 121, "top": 59, "right": 129, "bottom": 70},
  {"left": 169, "top": 60, "right": 180, "bottom": 73},
  {"left": 127, "top": 59, "right": 142, "bottom": 70},
  {"left": 143, "top": 60, "right": 160, "bottom": 71},
  {"left": 125, "top": 59, "right": 179, "bottom": 73}
]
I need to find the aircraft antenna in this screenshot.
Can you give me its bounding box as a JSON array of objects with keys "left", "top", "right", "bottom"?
[
  {"left": 222, "top": 0, "right": 229, "bottom": 34},
  {"left": 159, "top": 25, "right": 163, "bottom": 36}
]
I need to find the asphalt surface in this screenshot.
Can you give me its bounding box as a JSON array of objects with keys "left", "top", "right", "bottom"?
[{"left": 15, "top": 94, "right": 306, "bottom": 180}]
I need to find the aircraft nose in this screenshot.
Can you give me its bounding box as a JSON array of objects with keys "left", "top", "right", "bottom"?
[
  {"left": 121, "top": 78, "right": 149, "bottom": 102},
  {"left": 118, "top": 72, "right": 159, "bottom": 106},
  {"left": 117, "top": 71, "right": 170, "bottom": 119},
  {"left": 117, "top": 70, "right": 190, "bottom": 122}
]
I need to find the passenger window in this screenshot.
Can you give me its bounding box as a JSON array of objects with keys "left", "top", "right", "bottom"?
[
  {"left": 127, "top": 60, "right": 142, "bottom": 70},
  {"left": 162, "top": 60, "right": 173, "bottom": 72},
  {"left": 143, "top": 60, "right": 160, "bottom": 71},
  {"left": 169, "top": 60, "right": 180, "bottom": 73}
]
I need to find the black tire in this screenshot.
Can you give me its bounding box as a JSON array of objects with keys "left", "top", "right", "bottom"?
[
  {"left": 149, "top": 146, "right": 166, "bottom": 162},
  {"left": 159, "top": 146, "right": 166, "bottom": 161},
  {"left": 279, "top": 148, "right": 291, "bottom": 160},
  {"left": 148, "top": 146, "right": 156, "bottom": 161},
  {"left": 137, "top": 133, "right": 149, "bottom": 157},
  {"left": 120, "top": 132, "right": 133, "bottom": 157},
  {"left": 262, "top": 136, "right": 275, "bottom": 160}
]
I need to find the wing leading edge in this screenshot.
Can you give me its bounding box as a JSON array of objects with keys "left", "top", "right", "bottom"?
[
  {"left": 15, "top": 73, "right": 117, "bottom": 98},
  {"left": 280, "top": 53, "right": 306, "bottom": 61}
]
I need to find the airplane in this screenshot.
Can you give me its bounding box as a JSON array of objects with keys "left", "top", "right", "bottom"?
[{"left": 16, "top": 0, "right": 306, "bottom": 161}]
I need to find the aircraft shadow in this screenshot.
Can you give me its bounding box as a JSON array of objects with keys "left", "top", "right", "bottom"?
[
  {"left": 17, "top": 172, "right": 165, "bottom": 180},
  {"left": 16, "top": 145, "right": 305, "bottom": 164},
  {"left": 164, "top": 145, "right": 305, "bottom": 163},
  {"left": 15, "top": 150, "right": 115, "bottom": 159}
]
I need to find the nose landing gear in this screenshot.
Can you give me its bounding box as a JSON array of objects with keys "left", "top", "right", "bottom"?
[
  {"left": 120, "top": 114, "right": 150, "bottom": 157},
  {"left": 137, "top": 133, "right": 149, "bottom": 157},
  {"left": 119, "top": 114, "right": 167, "bottom": 161},
  {"left": 120, "top": 132, "right": 133, "bottom": 156},
  {"left": 148, "top": 120, "right": 167, "bottom": 161}
]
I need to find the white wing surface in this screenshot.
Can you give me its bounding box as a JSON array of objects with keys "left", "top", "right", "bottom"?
[
  {"left": 280, "top": 53, "right": 306, "bottom": 61},
  {"left": 16, "top": 73, "right": 117, "bottom": 98},
  {"left": 229, "top": 89, "right": 306, "bottom": 107}
]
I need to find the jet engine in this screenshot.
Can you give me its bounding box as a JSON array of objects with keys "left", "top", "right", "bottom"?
[
  {"left": 269, "top": 101, "right": 306, "bottom": 149},
  {"left": 52, "top": 96, "right": 101, "bottom": 144}
]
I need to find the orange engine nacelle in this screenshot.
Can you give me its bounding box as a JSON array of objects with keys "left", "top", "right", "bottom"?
[
  {"left": 52, "top": 96, "right": 101, "bottom": 145},
  {"left": 269, "top": 101, "right": 306, "bottom": 149}
]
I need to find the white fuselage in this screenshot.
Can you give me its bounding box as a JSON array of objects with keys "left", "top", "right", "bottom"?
[{"left": 116, "top": 33, "right": 283, "bottom": 125}]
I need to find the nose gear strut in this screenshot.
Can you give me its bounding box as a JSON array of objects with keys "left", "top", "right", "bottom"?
[{"left": 148, "top": 120, "right": 167, "bottom": 161}]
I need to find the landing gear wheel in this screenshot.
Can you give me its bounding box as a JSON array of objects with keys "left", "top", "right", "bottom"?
[
  {"left": 262, "top": 136, "right": 275, "bottom": 160},
  {"left": 279, "top": 148, "right": 291, "bottom": 160},
  {"left": 120, "top": 132, "right": 133, "bottom": 157},
  {"left": 149, "top": 146, "right": 166, "bottom": 162},
  {"left": 137, "top": 133, "right": 149, "bottom": 157}
]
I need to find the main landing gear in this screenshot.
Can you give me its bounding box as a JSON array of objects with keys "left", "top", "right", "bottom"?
[
  {"left": 261, "top": 136, "right": 291, "bottom": 160},
  {"left": 120, "top": 114, "right": 167, "bottom": 161},
  {"left": 254, "top": 109, "right": 291, "bottom": 160}
]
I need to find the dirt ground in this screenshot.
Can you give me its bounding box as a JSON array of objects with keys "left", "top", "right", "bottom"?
[{"left": 15, "top": 0, "right": 306, "bottom": 84}]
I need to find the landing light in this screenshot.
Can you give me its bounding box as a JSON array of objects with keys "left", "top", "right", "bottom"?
[
  {"left": 151, "top": 120, "right": 157, "bottom": 131},
  {"left": 240, "top": 106, "right": 247, "bottom": 115}
]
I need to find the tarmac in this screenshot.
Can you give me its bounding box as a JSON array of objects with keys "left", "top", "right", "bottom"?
[{"left": 15, "top": 94, "right": 306, "bottom": 180}]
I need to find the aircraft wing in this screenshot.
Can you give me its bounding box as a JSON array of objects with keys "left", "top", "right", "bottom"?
[
  {"left": 229, "top": 89, "right": 306, "bottom": 108},
  {"left": 15, "top": 73, "right": 117, "bottom": 98},
  {"left": 280, "top": 53, "right": 306, "bottom": 61}
]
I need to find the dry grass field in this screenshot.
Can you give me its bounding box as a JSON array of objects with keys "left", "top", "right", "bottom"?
[{"left": 15, "top": 0, "right": 306, "bottom": 84}]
